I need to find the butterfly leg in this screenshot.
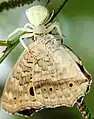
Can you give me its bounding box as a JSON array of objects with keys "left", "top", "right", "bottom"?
[{"left": 77, "top": 97, "right": 92, "bottom": 119}]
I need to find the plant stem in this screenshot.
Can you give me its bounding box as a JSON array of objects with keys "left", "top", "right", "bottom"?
[
  {"left": 0, "top": 41, "right": 18, "bottom": 63},
  {"left": 0, "top": 40, "right": 8, "bottom": 46},
  {"left": 49, "top": 0, "right": 68, "bottom": 23},
  {"left": 0, "top": 32, "right": 26, "bottom": 63}
]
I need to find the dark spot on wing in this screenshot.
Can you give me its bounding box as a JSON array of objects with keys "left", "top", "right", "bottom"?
[
  {"left": 30, "top": 87, "right": 34, "bottom": 96},
  {"left": 49, "top": 87, "right": 53, "bottom": 91},
  {"left": 77, "top": 96, "right": 84, "bottom": 103},
  {"left": 69, "top": 83, "right": 73, "bottom": 87},
  {"left": 86, "top": 85, "right": 90, "bottom": 93},
  {"left": 18, "top": 108, "right": 38, "bottom": 116}
]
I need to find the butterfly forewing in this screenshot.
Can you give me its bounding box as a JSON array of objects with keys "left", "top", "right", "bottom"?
[{"left": 1, "top": 43, "right": 44, "bottom": 115}]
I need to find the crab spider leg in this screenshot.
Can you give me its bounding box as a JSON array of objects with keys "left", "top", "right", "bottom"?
[
  {"left": 20, "top": 33, "right": 34, "bottom": 51},
  {"left": 24, "top": 23, "right": 34, "bottom": 29},
  {"left": 45, "top": 10, "right": 54, "bottom": 25},
  {"left": 46, "top": 21, "right": 63, "bottom": 37},
  {"left": 8, "top": 28, "right": 33, "bottom": 38}
]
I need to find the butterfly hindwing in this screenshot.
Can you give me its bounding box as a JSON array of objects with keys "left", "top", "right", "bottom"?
[{"left": 31, "top": 34, "right": 91, "bottom": 107}]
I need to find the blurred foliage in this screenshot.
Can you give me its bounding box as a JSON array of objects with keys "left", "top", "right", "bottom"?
[
  {"left": 0, "top": 0, "right": 39, "bottom": 12},
  {"left": 0, "top": 0, "right": 94, "bottom": 119}
]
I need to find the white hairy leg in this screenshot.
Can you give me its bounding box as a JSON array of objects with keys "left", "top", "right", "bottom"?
[
  {"left": 46, "top": 21, "right": 63, "bottom": 37},
  {"left": 24, "top": 23, "right": 34, "bottom": 29},
  {"left": 20, "top": 32, "right": 34, "bottom": 51},
  {"left": 45, "top": 10, "right": 54, "bottom": 24},
  {"left": 8, "top": 27, "right": 32, "bottom": 38}
]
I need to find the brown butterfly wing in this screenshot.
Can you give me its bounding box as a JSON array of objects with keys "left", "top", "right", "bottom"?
[
  {"left": 1, "top": 42, "right": 43, "bottom": 116},
  {"left": 63, "top": 44, "right": 92, "bottom": 85},
  {"left": 31, "top": 34, "right": 91, "bottom": 107},
  {"left": 1, "top": 34, "right": 91, "bottom": 116}
]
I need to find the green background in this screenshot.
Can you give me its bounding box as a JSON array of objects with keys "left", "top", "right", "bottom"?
[{"left": 0, "top": 0, "right": 94, "bottom": 119}]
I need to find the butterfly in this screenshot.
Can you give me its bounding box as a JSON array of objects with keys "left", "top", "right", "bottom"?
[{"left": 1, "top": 34, "right": 92, "bottom": 117}]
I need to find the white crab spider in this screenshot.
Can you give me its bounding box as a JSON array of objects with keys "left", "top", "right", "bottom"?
[{"left": 8, "top": 5, "right": 63, "bottom": 51}]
